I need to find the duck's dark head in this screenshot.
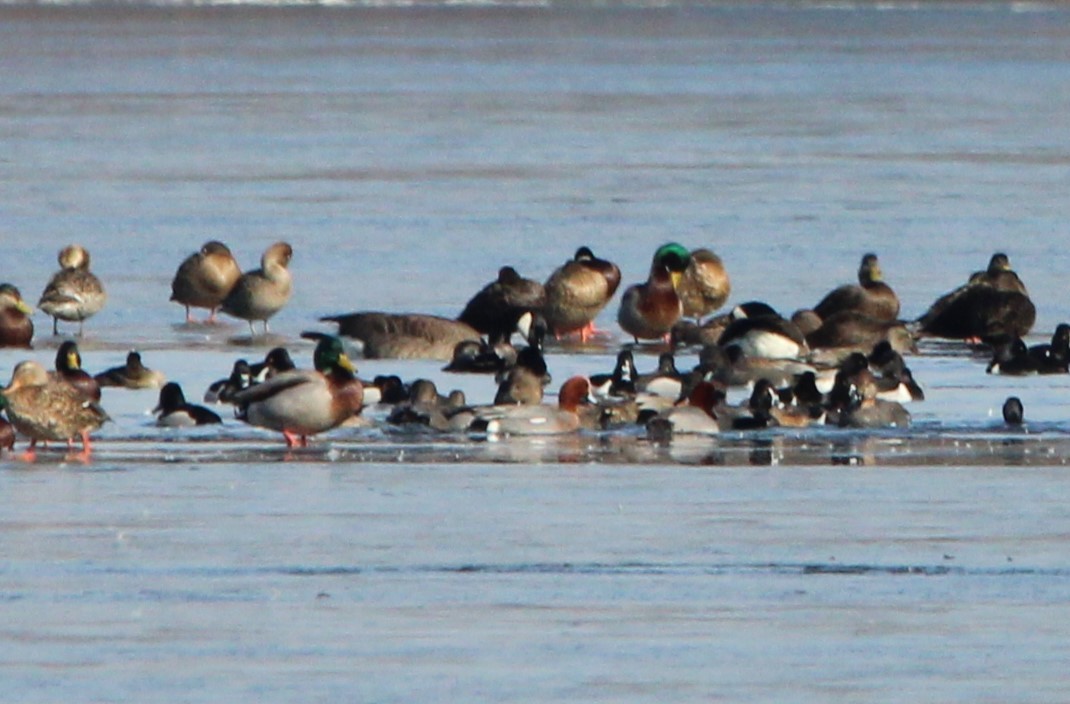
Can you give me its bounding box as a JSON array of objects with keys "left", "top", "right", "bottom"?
[{"left": 56, "top": 340, "right": 83, "bottom": 372}]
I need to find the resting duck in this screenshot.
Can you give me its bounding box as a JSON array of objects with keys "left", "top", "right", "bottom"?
[
  {"left": 52, "top": 340, "right": 101, "bottom": 401},
  {"left": 1026, "top": 324, "right": 1070, "bottom": 374},
  {"left": 220, "top": 241, "right": 293, "bottom": 336},
  {"left": 838, "top": 369, "right": 911, "bottom": 429},
  {"left": 717, "top": 304, "right": 809, "bottom": 360},
  {"left": 493, "top": 334, "right": 551, "bottom": 405},
  {"left": 0, "top": 283, "right": 34, "bottom": 348},
  {"left": 0, "top": 416, "right": 14, "bottom": 455},
  {"left": 917, "top": 253, "right": 1035, "bottom": 341},
  {"left": 458, "top": 266, "right": 546, "bottom": 344},
  {"left": 443, "top": 339, "right": 515, "bottom": 374},
  {"left": 0, "top": 360, "right": 109, "bottom": 460},
  {"left": 154, "top": 382, "right": 223, "bottom": 427},
  {"left": 250, "top": 347, "right": 296, "bottom": 382},
  {"left": 647, "top": 381, "right": 723, "bottom": 437},
  {"left": 95, "top": 351, "right": 166, "bottom": 390},
  {"left": 37, "top": 245, "right": 107, "bottom": 336},
  {"left": 471, "top": 376, "right": 595, "bottom": 436},
  {"left": 233, "top": 334, "right": 364, "bottom": 447},
  {"left": 677, "top": 247, "right": 731, "bottom": 321},
  {"left": 590, "top": 349, "right": 638, "bottom": 399},
  {"left": 636, "top": 352, "right": 685, "bottom": 399},
  {"left": 805, "top": 310, "right": 916, "bottom": 356},
  {"left": 813, "top": 253, "right": 899, "bottom": 321},
  {"left": 204, "top": 359, "right": 252, "bottom": 404},
  {"left": 542, "top": 246, "right": 622, "bottom": 341},
  {"left": 170, "top": 241, "right": 242, "bottom": 323},
  {"left": 618, "top": 242, "right": 691, "bottom": 342}
]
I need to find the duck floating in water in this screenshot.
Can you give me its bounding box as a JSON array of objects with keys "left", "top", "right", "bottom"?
[
  {"left": 232, "top": 334, "right": 364, "bottom": 447},
  {"left": 220, "top": 241, "right": 293, "bottom": 336},
  {"left": 0, "top": 283, "right": 34, "bottom": 348},
  {"left": 471, "top": 376, "right": 595, "bottom": 436},
  {"left": 38, "top": 245, "right": 107, "bottom": 337},
  {"left": 170, "top": 240, "right": 242, "bottom": 324},
  {"left": 542, "top": 246, "right": 621, "bottom": 341},
  {"left": 618, "top": 242, "right": 691, "bottom": 343}
]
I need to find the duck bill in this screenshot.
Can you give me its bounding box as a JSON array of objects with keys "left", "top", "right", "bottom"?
[
  {"left": 15, "top": 300, "right": 32, "bottom": 315},
  {"left": 337, "top": 353, "right": 356, "bottom": 374},
  {"left": 670, "top": 271, "right": 683, "bottom": 290}
]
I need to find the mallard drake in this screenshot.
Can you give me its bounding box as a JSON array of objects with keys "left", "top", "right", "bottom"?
[
  {"left": 170, "top": 241, "right": 242, "bottom": 323},
  {"left": 471, "top": 376, "right": 595, "bottom": 436},
  {"left": 458, "top": 266, "right": 546, "bottom": 344},
  {"left": 154, "top": 382, "right": 223, "bottom": 427},
  {"left": 52, "top": 340, "right": 101, "bottom": 401},
  {"left": 617, "top": 242, "right": 691, "bottom": 342},
  {"left": 37, "top": 245, "right": 107, "bottom": 336},
  {"left": 813, "top": 253, "right": 899, "bottom": 322},
  {"left": 0, "top": 283, "right": 34, "bottom": 348},
  {"left": 94, "top": 351, "right": 166, "bottom": 390},
  {"left": 0, "top": 360, "right": 109, "bottom": 460},
  {"left": 677, "top": 247, "right": 731, "bottom": 321},
  {"left": 220, "top": 241, "right": 293, "bottom": 335},
  {"left": 232, "top": 334, "right": 364, "bottom": 447},
  {"left": 542, "top": 246, "right": 622, "bottom": 341}
]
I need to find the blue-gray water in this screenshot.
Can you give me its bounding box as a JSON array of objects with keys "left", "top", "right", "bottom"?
[{"left": 2, "top": 3, "right": 1070, "bottom": 701}]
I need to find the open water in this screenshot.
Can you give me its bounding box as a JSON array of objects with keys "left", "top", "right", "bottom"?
[{"left": 2, "top": 2, "right": 1070, "bottom": 701}]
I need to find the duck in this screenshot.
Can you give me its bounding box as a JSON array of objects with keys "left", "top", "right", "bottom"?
[
  {"left": 1026, "top": 324, "right": 1070, "bottom": 374},
  {"left": 838, "top": 369, "right": 911, "bottom": 429},
  {"left": 590, "top": 349, "right": 638, "bottom": 399},
  {"left": 94, "top": 351, "right": 167, "bottom": 390},
  {"left": 204, "top": 359, "right": 252, "bottom": 404},
  {"left": 986, "top": 337, "right": 1034, "bottom": 376},
  {"left": 917, "top": 253, "right": 1035, "bottom": 341},
  {"left": 805, "top": 310, "right": 916, "bottom": 355},
  {"left": 471, "top": 376, "right": 595, "bottom": 436},
  {"left": 232, "top": 334, "right": 364, "bottom": 447},
  {"left": 493, "top": 340, "right": 551, "bottom": 405},
  {"left": 170, "top": 241, "right": 242, "bottom": 324},
  {"left": 37, "top": 244, "right": 107, "bottom": 336},
  {"left": 542, "top": 246, "right": 622, "bottom": 341},
  {"left": 745, "top": 378, "right": 825, "bottom": 428},
  {"left": 636, "top": 352, "right": 685, "bottom": 399},
  {"left": 153, "top": 382, "right": 223, "bottom": 427},
  {"left": 457, "top": 266, "right": 546, "bottom": 344},
  {"left": 0, "top": 283, "right": 34, "bottom": 348},
  {"left": 647, "top": 381, "right": 723, "bottom": 436},
  {"left": 813, "top": 253, "right": 899, "bottom": 322},
  {"left": 677, "top": 247, "right": 731, "bottom": 321},
  {"left": 1002, "top": 396, "right": 1024, "bottom": 426},
  {"left": 250, "top": 347, "right": 296, "bottom": 382},
  {"left": 443, "top": 339, "right": 515, "bottom": 374},
  {"left": 220, "top": 241, "right": 293, "bottom": 336},
  {"left": 52, "top": 340, "right": 101, "bottom": 402},
  {"left": 386, "top": 379, "right": 466, "bottom": 430},
  {"left": 617, "top": 242, "right": 691, "bottom": 343},
  {"left": 717, "top": 305, "right": 809, "bottom": 360},
  {"left": 0, "top": 360, "right": 109, "bottom": 460},
  {"left": 0, "top": 416, "right": 14, "bottom": 455}
]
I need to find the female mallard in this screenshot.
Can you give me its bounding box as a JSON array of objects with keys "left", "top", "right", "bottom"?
[
  {"left": 94, "top": 350, "right": 166, "bottom": 390},
  {"left": 232, "top": 334, "right": 364, "bottom": 447},
  {"left": 37, "top": 245, "right": 107, "bottom": 336},
  {"left": 542, "top": 246, "right": 622, "bottom": 341},
  {"left": 677, "top": 247, "right": 731, "bottom": 322},
  {"left": 221, "top": 241, "right": 293, "bottom": 336},
  {"left": 457, "top": 266, "right": 546, "bottom": 344},
  {"left": 617, "top": 243, "right": 691, "bottom": 343},
  {"left": 813, "top": 253, "right": 900, "bottom": 321},
  {"left": 153, "top": 382, "right": 223, "bottom": 427},
  {"left": 0, "top": 283, "right": 34, "bottom": 348},
  {"left": 0, "top": 360, "right": 109, "bottom": 460},
  {"left": 170, "top": 240, "right": 242, "bottom": 324},
  {"left": 52, "top": 340, "right": 101, "bottom": 401}
]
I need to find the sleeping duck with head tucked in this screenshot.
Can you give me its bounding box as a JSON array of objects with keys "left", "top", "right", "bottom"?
[
  {"left": 542, "top": 246, "right": 622, "bottom": 341},
  {"left": 38, "top": 245, "right": 107, "bottom": 337}
]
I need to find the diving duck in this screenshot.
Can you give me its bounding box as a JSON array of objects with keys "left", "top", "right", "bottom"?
[
  {"left": 94, "top": 351, "right": 166, "bottom": 390},
  {"left": 590, "top": 349, "right": 638, "bottom": 399},
  {"left": 457, "top": 266, "right": 546, "bottom": 344},
  {"left": 677, "top": 247, "right": 731, "bottom": 321},
  {"left": 471, "top": 376, "right": 595, "bottom": 436},
  {"left": 37, "top": 244, "right": 107, "bottom": 336},
  {"left": 204, "top": 359, "right": 252, "bottom": 404},
  {"left": 170, "top": 240, "right": 242, "bottom": 324},
  {"left": 52, "top": 340, "right": 101, "bottom": 401},
  {"left": 717, "top": 304, "right": 809, "bottom": 360},
  {"left": 0, "top": 283, "right": 34, "bottom": 348},
  {"left": 647, "top": 381, "right": 723, "bottom": 436},
  {"left": 838, "top": 368, "right": 911, "bottom": 429},
  {"left": 1002, "top": 396, "right": 1024, "bottom": 426},
  {"left": 1026, "top": 324, "right": 1070, "bottom": 374},
  {"left": 813, "top": 253, "right": 899, "bottom": 322},
  {"left": 250, "top": 347, "right": 296, "bottom": 382},
  {"left": 917, "top": 253, "right": 1034, "bottom": 341},
  {"left": 220, "top": 241, "right": 293, "bottom": 336},
  {"left": 232, "top": 334, "right": 364, "bottom": 447},
  {"left": 0, "top": 360, "right": 109, "bottom": 460},
  {"left": 617, "top": 242, "right": 691, "bottom": 342},
  {"left": 154, "top": 382, "right": 223, "bottom": 427},
  {"left": 542, "top": 246, "right": 622, "bottom": 341}
]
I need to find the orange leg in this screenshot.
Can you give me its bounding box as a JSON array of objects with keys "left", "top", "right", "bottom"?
[{"left": 19, "top": 438, "right": 38, "bottom": 462}]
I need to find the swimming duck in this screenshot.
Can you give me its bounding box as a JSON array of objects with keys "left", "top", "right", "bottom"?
[
  {"left": 0, "top": 283, "right": 34, "bottom": 348},
  {"left": 204, "top": 359, "right": 253, "bottom": 404},
  {"left": 493, "top": 339, "right": 551, "bottom": 405},
  {"left": 250, "top": 347, "right": 296, "bottom": 382},
  {"left": 471, "top": 376, "right": 595, "bottom": 436},
  {"left": 813, "top": 253, "right": 899, "bottom": 322},
  {"left": 838, "top": 369, "right": 911, "bottom": 429},
  {"left": 170, "top": 241, "right": 242, "bottom": 324},
  {"left": 37, "top": 245, "right": 107, "bottom": 336},
  {"left": 805, "top": 310, "right": 916, "bottom": 355},
  {"left": 1002, "top": 396, "right": 1024, "bottom": 426},
  {"left": 917, "top": 253, "right": 1035, "bottom": 341},
  {"left": 590, "top": 349, "right": 638, "bottom": 399},
  {"left": 232, "top": 334, "right": 364, "bottom": 447},
  {"left": 986, "top": 337, "right": 1034, "bottom": 376},
  {"left": 457, "top": 266, "right": 546, "bottom": 344},
  {"left": 220, "top": 241, "right": 293, "bottom": 336},
  {"left": 154, "top": 382, "right": 223, "bottom": 427},
  {"left": 52, "top": 340, "right": 101, "bottom": 402},
  {"left": 618, "top": 243, "right": 691, "bottom": 343},
  {"left": 542, "top": 246, "right": 622, "bottom": 341},
  {"left": 0, "top": 360, "right": 109, "bottom": 460},
  {"left": 94, "top": 351, "right": 167, "bottom": 390},
  {"left": 677, "top": 247, "right": 731, "bottom": 321},
  {"left": 636, "top": 352, "right": 685, "bottom": 399},
  {"left": 1026, "top": 324, "right": 1070, "bottom": 374},
  {"left": 717, "top": 305, "right": 809, "bottom": 360},
  {"left": 648, "top": 381, "right": 723, "bottom": 436}
]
